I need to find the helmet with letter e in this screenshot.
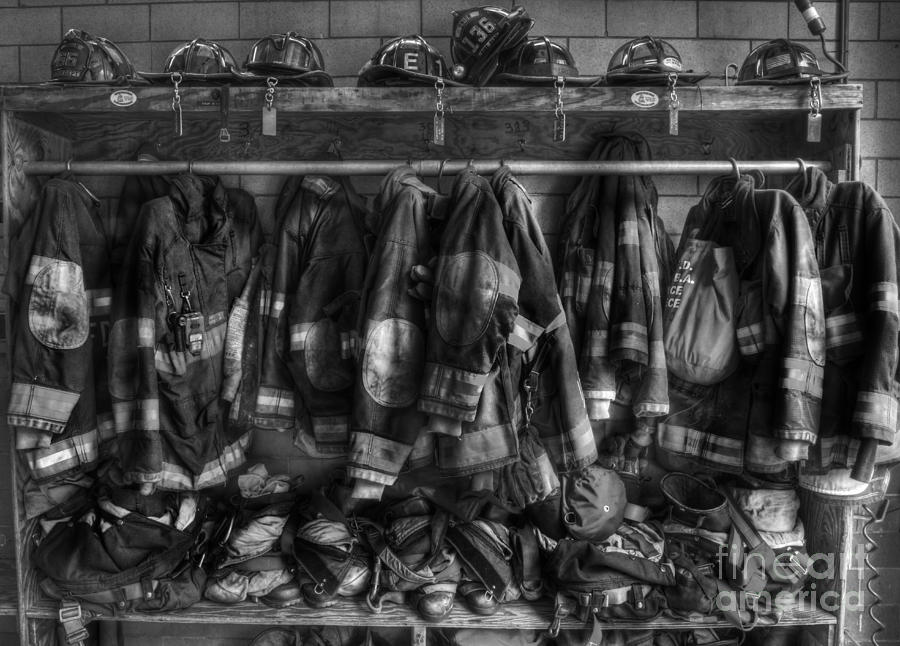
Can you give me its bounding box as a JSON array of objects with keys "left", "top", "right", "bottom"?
[
  {"left": 605, "top": 35, "right": 709, "bottom": 86},
  {"left": 358, "top": 35, "right": 463, "bottom": 87},
  {"left": 449, "top": 5, "right": 535, "bottom": 86}
]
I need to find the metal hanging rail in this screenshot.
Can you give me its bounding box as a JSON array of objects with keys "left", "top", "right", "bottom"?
[{"left": 22, "top": 158, "right": 830, "bottom": 176}]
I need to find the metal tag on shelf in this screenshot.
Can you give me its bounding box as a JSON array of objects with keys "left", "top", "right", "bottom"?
[
  {"left": 806, "top": 112, "right": 822, "bottom": 142},
  {"left": 262, "top": 106, "right": 277, "bottom": 137}
]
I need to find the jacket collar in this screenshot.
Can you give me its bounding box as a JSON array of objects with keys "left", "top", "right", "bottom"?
[
  {"left": 168, "top": 174, "right": 230, "bottom": 243},
  {"left": 784, "top": 166, "right": 832, "bottom": 229}
]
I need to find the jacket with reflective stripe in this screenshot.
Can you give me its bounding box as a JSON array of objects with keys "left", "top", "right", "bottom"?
[
  {"left": 786, "top": 167, "right": 900, "bottom": 472},
  {"left": 491, "top": 167, "right": 597, "bottom": 473},
  {"left": 348, "top": 168, "right": 439, "bottom": 487},
  {"left": 6, "top": 178, "right": 115, "bottom": 481},
  {"left": 107, "top": 174, "right": 260, "bottom": 489},
  {"left": 256, "top": 176, "right": 368, "bottom": 455}
]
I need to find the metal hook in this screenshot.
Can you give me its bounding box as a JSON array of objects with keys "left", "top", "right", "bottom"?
[
  {"left": 795, "top": 157, "right": 808, "bottom": 176},
  {"left": 66, "top": 158, "right": 73, "bottom": 173},
  {"left": 728, "top": 157, "right": 741, "bottom": 181},
  {"left": 437, "top": 159, "right": 449, "bottom": 193},
  {"left": 188, "top": 160, "right": 195, "bottom": 174},
  {"left": 724, "top": 63, "right": 739, "bottom": 87}
]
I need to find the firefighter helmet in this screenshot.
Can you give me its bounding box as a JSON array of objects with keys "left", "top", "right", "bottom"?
[
  {"left": 51, "top": 29, "right": 135, "bottom": 83},
  {"left": 492, "top": 36, "right": 601, "bottom": 86},
  {"left": 449, "top": 5, "right": 534, "bottom": 86},
  {"left": 737, "top": 38, "right": 848, "bottom": 85},
  {"left": 243, "top": 32, "right": 333, "bottom": 86},
  {"left": 358, "top": 35, "right": 462, "bottom": 86},
  {"left": 605, "top": 35, "right": 708, "bottom": 85}
]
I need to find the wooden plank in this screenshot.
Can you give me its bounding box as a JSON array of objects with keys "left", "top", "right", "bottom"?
[
  {"left": 1, "top": 84, "right": 863, "bottom": 115},
  {"left": 24, "top": 596, "right": 836, "bottom": 630}
]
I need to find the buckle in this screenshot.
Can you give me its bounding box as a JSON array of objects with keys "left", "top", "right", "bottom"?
[{"left": 58, "top": 601, "right": 90, "bottom": 645}]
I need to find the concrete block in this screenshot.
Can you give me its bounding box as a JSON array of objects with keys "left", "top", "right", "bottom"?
[
  {"left": 883, "top": 3, "right": 900, "bottom": 41},
  {"left": 19, "top": 45, "right": 57, "bottom": 81},
  {"left": 62, "top": 5, "right": 149, "bottom": 43},
  {"left": 24, "top": 0, "right": 103, "bottom": 5},
  {"left": 860, "top": 157, "right": 877, "bottom": 185},
  {"left": 330, "top": 0, "right": 419, "bottom": 38},
  {"left": 0, "top": 0, "right": 17, "bottom": 7},
  {"left": 526, "top": 0, "right": 606, "bottom": 38},
  {"left": 887, "top": 198, "right": 900, "bottom": 221},
  {"left": 666, "top": 38, "right": 752, "bottom": 80},
  {"left": 608, "top": 1, "right": 696, "bottom": 39},
  {"left": 422, "top": 0, "right": 456, "bottom": 38},
  {"left": 150, "top": 2, "right": 239, "bottom": 42},
  {"left": 0, "top": 46, "right": 19, "bottom": 82},
  {"left": 569, "top": 37, "right": 619, "bottom": 78},
  {"left": 861, "top": 118, "right": 900, "bottom": 159},
  {"left": 239, "top": 1, "right": 329, "bottom": 40},
  {"left": 0, "top": 8, "right": 61, "bottom": 45},
  {"left": 698, "top": 1, "right": 789, "bottom": 40},
  {"left": 850, "top": 41, "right": 900, "bottom": 80},
  {"left": 316, "top": 37, "right": 381, "bottom": 78},
  {"left": 121, "top": 41, "right": 151, "bottom": 75},
  {"left": 849, "top": 2, "right": 881, "bottom": 41},
  {"left": 877, "top": 81, "right": 900, "bottom": 119},
  {"left": 878, "top": 159, "right": 900, "bottom": 198}
]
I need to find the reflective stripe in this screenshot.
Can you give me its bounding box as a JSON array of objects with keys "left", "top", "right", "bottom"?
[
  {"left": 25, "top": 255, "right": 56, "bottom": 284},
  {"left": 88, "top": 288, "right": 113, "bottom": 315},
  {"left": 852, "top": 390, "right": 898, "bottom": 429},
  {"left": 636, "top": 402, "right": 669, "bottom": 416},
  {"left": 618, "top": 220, "right": 639, "bottom": 246},
  {"left": 25, "top": 429, "right": 100, "bottom": 479},
  {"left": 657, "top": 423, "right": 744, "bottom": 469},
  {"left": 137, "top": 317, "right": 155, "bottom": 348},
  {"left": 348, "top": 433, "right": 414, "bottom": 485},
  {"left": 113, "top": 399, "right": 160, "bottom": 432},
  {"left": 289, "top": 322, "right": 313, "bottom": 351},
  {"left": 97, "top": 413, "right": 116, "bottom": 442},
  {"left": 870, "top": 282, "right": 899, "bottom": 315},
  {"left": 560, "top": 271, "right": 576, "bottom": 300},
  {"left": 496, "top": 259, "right": 521, "bottom": 300},
  {"left": 8, "top": 382, "right": 80, "bottom": 434},
  {"left": 258, "top": 288, "right": 272, "bottom": 314},
  {"left": 585, "top": 330, "right": 608, "bottom": 357},
  {"left": 583, "top": 389, "right": 616, "bottom": 401},
  {"left": 509, "top": 314, "right": 544, "bottom": 352},
  {"left": 540, "top": 417, "right": 596, "bottom": 469},
  {"left": 781, "top": 357, "right": 824, "bottom": 393},
  {"left": 269, "top": 294, "right": 286, "bottom": 317},
  {"left": 255, "top": 387, "right": 295, "bottom": 417},
  {"left": 547, "top": 307, "right": 567, "bottom": 335},
  {"left": 420, "top": 363, "right": 490, "bottom": 418},
  {"left": 825, "top": 312, "right": 863, "bottom": 349},
  {"left": 154, "top": 320, "right": 226, "bottom": 373},
  {"left": 312, "top": 415, "right": 349, "bottom": 444},
  {"left": 158, "top": 431, "right": 251, "bottom": 491},
  {"left": 737, "top": 322, "right": 765, "bottom": 355}
]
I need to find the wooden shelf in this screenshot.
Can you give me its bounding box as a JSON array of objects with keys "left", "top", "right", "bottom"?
[
  {"left": 25, "top": 594, "right": 835, "bottom": 631},
  {"left": 0, "top": 83, "right": 863, "bottom": 116}
]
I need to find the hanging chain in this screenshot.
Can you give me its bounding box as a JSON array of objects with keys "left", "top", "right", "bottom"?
[
  {"left": 667, "top": 72, "right": 680, "bottom": 135},
  {"left": 170, "top": 72, "right": 183, "bottom": 137},
  {"left": 265, "top": 77, "right": 278, "bottom": 111},
  {"left": 806, "top": 76, "right": 823, "bottom": 142},
  {"left": 432, "top": 78, "right": 446, "bottom": 146},
  {"left": 553, "top": 76, "right": 566, "bottom": 142}
]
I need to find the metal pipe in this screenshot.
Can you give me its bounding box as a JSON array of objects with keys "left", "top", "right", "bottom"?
[{"left": 25, "top": 158, "right": 832, "bottom": 176}]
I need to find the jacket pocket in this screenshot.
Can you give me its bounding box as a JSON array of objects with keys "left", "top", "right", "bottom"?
[
  {"left": 435, "top": 251, "right": 499, "bottom": 347},
  {"left": 362, "top": 318, "right": 424, "bottom": 408},
  {"left": 29, "top": 260, "right": 89, "bottom": 350},
  {"left": 303, "top": 319, "right": 354, "bottom": 392}
]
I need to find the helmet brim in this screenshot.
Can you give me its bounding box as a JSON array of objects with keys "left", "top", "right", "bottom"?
[
  {"left": 234, "top": 70, "right": 334, "bottom": 87},
  {"left": 139, "top": 71, "right": 242, "bottom": 84},
  {"left": 737, "top": 71, "right": 849, "bottom": 86},
  {"left": 603, "top": 70, "right": 710, "bottom": 86},
  {"left": 358, "top": 64, "right": 465, "bottom": 87},
  {"left": 490, "top": 72, "right": 603, "bottom": 87}
]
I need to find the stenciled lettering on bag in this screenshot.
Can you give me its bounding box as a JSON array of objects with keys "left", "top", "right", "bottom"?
[{"left": 667, "top": 259, "right": 695, "bottom": 310}]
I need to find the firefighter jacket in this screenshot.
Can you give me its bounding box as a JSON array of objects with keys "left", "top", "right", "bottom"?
[
  {"left": 490, "top": 167, "right": 597, "bottom": 473},
  {"left": 785, "top": 166, "right": 900, "bottom": 472},
  {"left": 347, "top": 167, "right": 444, "bottom": 491},
  {"left": 558, "top": 134, "right": 671, "bottom": 421},
  {"left": 6, "top": 178, "right": 115, "bottom": 482},
  {"left": 255, "top": 176, "right": 368, "bottom": 455},
  {"left": 107, "top": 174, "right": 262, "bottom": 490},
  {"left": 657, "top": 174, "right": 826, "bottom": 474}
]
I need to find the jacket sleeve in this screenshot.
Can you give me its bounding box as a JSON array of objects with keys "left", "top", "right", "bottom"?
[
  {"left": 286, "top": 181, "right": 368, "bottom": 454},
  {"left": 766, "top": 196, "right": 826, "bottom": 457},
  {"left": 852, "top": 193, "right": 900, "bottom": 444},
  {"left": 107, "top": 205, "right": 165, "bottom": 486},
  {"left": 419, "top": 174, "right": 520, "bottom": 431},
  {"left": 6, "top": 182, "right": 90, "bottom": 448}
]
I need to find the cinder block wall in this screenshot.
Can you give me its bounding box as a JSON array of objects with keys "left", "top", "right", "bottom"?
[{"left": 0, "top": 1, "right": 898, "bottom": 645}]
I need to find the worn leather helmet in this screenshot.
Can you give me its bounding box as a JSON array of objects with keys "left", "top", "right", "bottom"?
[
  {"left": 450, "top": 5, "right": 534, "bottom": 86},
  {"left": 358, "top": 35, "right": 461, "bottom": 87},
  {"left": 51, "top": 29, "right": 135, "bottom": 83},
  {"left": 605, "top": 35, "right": 708, "bottom": 85},
  {"left": 737, "top": 39, "right": 848, "bottom": 85},
  {"left": 493, "top": 36, "right": 601, "bottom": 86},
  {"left": 242, "top": 32, "right": 332, "bottom": 86}
]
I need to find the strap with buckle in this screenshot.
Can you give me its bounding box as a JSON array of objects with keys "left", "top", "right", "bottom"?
[{"left": 58, "top": 600, "right": 90, "bottom": 645}]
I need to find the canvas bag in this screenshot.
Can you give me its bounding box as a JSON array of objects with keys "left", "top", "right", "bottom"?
[{"left": 664, "top": 182, "right": 741, "bottom": 386}]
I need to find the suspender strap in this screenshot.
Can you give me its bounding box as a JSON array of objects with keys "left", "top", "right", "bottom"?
[
  {"left": 57, "top": 600, "right": 89, "bottom": 646},
  {"left": 511, "top": 525, "right": 543, "bottom": 601},
  {"left": 356, "top": 519, "right": 435, "bottom": 586},
  {"left": 445, "top": 523, "right": 510, "bottom": 601}
]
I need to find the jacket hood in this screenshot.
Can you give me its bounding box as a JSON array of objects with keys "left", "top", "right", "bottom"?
[
  {"left": 168, "top": 174, "right": 230, "bottom": 243},
  {"left": 370, "top": 166, "right": 439, "bottom": 234},
  {"left": 784, "top": 166, "right": 832, "bottom": 226}
]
